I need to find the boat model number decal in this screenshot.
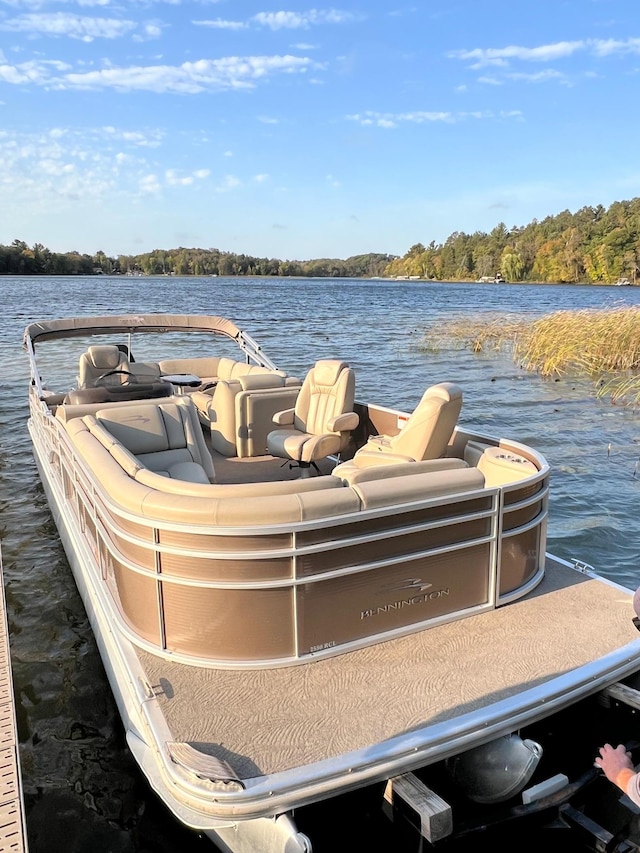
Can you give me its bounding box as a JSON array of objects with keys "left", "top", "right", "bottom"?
[
  {"left": 310, "top": 641, "right": 337, "bottom": 653},
  {"left": 361, "top": 578, "right": 450, "bottom": 620}
]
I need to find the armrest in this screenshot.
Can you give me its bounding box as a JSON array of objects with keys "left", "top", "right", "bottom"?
[
  {"left": 366, "top": 434, "right": 393, "bottom": 448},
  {"left": 327, "top": 411, "right": 359, "bottom": 432},
  {"left": 332, "top": 456, "right": 469, "bottom": 485},
  {"left": 238, "top": 373, "right": 285, "bottom": 391},
  {"left": 272, "top": 408, "right": 295, "bottom": 426},
  {"left": 345, "top": 449, "right": 416, "bottom": 467}
]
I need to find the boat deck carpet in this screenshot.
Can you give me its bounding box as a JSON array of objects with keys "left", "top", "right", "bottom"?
[{"left": 137, "top": 558, "right": 640, "bottom": 780}]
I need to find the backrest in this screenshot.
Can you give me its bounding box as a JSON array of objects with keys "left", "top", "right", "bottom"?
[
  {"left": 158, "top": 357, "right": 221, "bottom": 382},
  {"left": 294, "top": 360, "right": 355, "bottom": 435},
  {"left": 217, "top": 357, "right": 239, "bottom": 380},
  {"left": 209, "top": 373, "right": 288, "bottom": 456},
  {"left": 78, "top": 345, "right": 130, "bottom": 388},
  {"left": 229, "top": 362, "right": 287, "bottom": 380},
  {"left": 388, "top": 382, "right": 462, "bottom": 460}
]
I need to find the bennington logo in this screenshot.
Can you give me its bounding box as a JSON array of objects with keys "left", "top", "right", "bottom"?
[{"left": 361, "top": 577, "right": 450, "bottom": 620}]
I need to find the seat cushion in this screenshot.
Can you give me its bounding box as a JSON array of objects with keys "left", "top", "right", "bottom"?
[
  {"left": 267, "top": 428, "right": 310, "bottom": 461},
  {"left": 313, "top": 360, "right": 348, "bottom": 385},
  {"left": 165, "top": 461, "right": 211, "bottom": 483},
  {"left": 267, "top": 428, "right": 342, "bottom": 463},
  {"left": 97, "top": 403, "right": 171, "bottom": 454},
  {"left": 88, "top": 345, "right": 125, "bottom": 370}
]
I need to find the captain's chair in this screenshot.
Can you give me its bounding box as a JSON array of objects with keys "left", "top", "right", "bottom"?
[
  {"left": 332, "top": 382, "right": 462, "bottom": 477},
  {"left": 266, "top": 359, "right": 359, "bottom": 476},
  {"left": 78, "top": 345, "right": 132, "bottom": 388}
]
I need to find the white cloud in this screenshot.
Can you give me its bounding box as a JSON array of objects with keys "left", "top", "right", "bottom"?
[
  {"left": 254, "top": 173, "right": 269, "bottom": 182},
  {"left": 194, "top": 9, "right": 360, "bottom": 32},
  {"left": 449, "top": 41, "right": 584, "bottom": 68},
  {"left": 133, "top": 21, "right": 165, "bottom": 41},
  {"left": 252, "top": 10, "right": 359, "bottom": 30},
  {"left": 0, "top": 0, "right": 181, "bottom": 6},
  {"left": 591, "top": 37, "right": 640, "bottom": 57},
  {"left": 0, "top": 125, "right": 215, "bottom": 214},
  {"left": 166, "top": 170, "right": 193, "bottom": 186},
  {"left": 0, "top": 0, "right": 112, "bottom": 6},
  {"left": 140, "top": 173, "right": 161, "bottom": 194},
  {"left": 347, "top": 110, "right": 454, "bottom": 127},
  {"left": 0, "top": 58, "right": 70, "bottom": 84},
  {"left": 0, "top": 12, "right": 137, "bottom": 41},
  {"left": 507, "top": 69, "right": 567, "bottom": 83},
  {"left": 102, "top": 127, "right": 164, "bottom": 147},
  {"left": 38, "top": 157, "right": 75, "bottom": 175},
  {"left": 346, "top": 109, "right": 523, "bottom": 128},
  {"left": 215, "top": 174, "right": 240, "bottom": 192},
  {"left": 192, "top": 19, "right": 248, "bottom": 30},
  {"left": 0, "top": 54, "right": 317, "bottom": 93},
  {"left": 258, "top": 115, "right": 279, "bottom": 124},
  {"left": 449, "top": 38, "right": 640, "bottom": 71},
  {"left": 165, "top": 167, "right": 210, "bottom": 185}
]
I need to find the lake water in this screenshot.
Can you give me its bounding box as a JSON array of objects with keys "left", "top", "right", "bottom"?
[{"left": 2, "top": 275, "right": 640, "bottom": 852}]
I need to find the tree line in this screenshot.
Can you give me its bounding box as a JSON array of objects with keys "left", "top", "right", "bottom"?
[
  {"left": 386, "top": 198, "right": 640, "bottom": 284},
  {"left": 0, "top": 240, "right": 394, "bottom": 278},
  {"left": 3, "top": 196, "right": 640, "bottom": 282}
]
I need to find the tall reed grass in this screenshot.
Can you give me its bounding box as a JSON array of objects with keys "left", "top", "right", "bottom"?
[
  {"left": 417, "top": 306, "right": 640, "bottom": 405},
  {"left": 416, "top": 313, "right": 529, "bottom": 355}
]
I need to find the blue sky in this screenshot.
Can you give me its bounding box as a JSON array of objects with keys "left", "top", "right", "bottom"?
[{"left": 2, "top": 0, "right": 640, "bottom": 260}]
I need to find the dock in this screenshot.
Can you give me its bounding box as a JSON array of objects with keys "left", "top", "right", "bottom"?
[{"left": 0, "top": 548, "right": 28, "bottom": 852}]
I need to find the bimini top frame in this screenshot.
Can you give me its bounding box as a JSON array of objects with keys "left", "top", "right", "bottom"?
[{"left": 23, "top": 313, "right": 246, "bottom": 344}]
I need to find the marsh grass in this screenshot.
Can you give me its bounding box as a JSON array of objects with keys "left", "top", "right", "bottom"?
[
  {"left": 417, "top": 313, "right": 529, "bottom": 355},
  {"left": 418, "top": 306, "right": 640, "bottom": 405}
]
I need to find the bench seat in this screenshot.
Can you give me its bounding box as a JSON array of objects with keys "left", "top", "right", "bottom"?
[
  {"left": 158, "top": 356, "right": 297, "bottom": 392},
  {"left": 84, "top": 398, "right": 215, "bottom": 484},
  {"left": 64, "top": 402, "right": 488, "bottom": 527}
]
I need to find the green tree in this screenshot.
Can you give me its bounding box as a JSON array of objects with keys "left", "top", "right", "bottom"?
[{"left": 500, "top": 248, "right": 524, "bottom": 282}]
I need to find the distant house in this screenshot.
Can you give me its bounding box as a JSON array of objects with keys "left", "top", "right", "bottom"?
[{"left": 477, "top": 274, "right": 507, "bottom": 283}]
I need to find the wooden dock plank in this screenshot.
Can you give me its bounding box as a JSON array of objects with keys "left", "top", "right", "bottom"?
[{"left": 0, "top": 550, "right": 28, "bottom": 853}]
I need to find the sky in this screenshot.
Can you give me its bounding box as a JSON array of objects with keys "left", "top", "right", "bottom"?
[{"left": 2, "top": 0, "right": 640, "bottom": 261}]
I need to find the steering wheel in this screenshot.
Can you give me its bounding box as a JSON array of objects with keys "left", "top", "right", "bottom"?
[{"left": 95, "top": 369, "right": 139, "bottom": 387}]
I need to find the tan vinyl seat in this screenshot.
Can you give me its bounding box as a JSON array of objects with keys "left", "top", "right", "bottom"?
[
  {"left": 78, "top": 345, "right": 132, "bottom": 388},
  {"left": 332, "top": 381, "right": 462, "bottom": 477},
  {"left": 266, "top": 359, "right": 359, "bottom": 476},
  {"left": 91, "top": 397, "right": 215, "bottom": 483},
  {"left": 202, "top": 373, "right": 302, "bottom": 458}
]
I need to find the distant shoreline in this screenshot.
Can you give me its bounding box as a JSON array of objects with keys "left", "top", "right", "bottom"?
[{"left": 1, "top": 272, "right": 634, "bottom": 286}]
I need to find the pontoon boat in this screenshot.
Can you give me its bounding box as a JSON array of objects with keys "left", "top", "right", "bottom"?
[{"left": 23, "top": 314, "right": 640, "bottom": 852}]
